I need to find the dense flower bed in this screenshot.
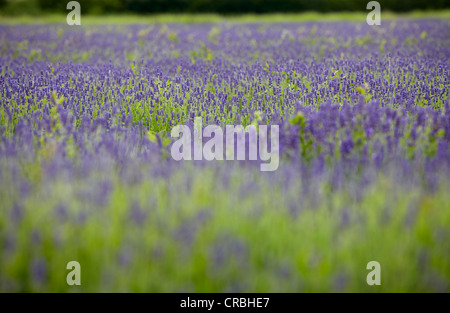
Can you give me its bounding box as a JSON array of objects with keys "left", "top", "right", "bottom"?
[{"left": 0, "top": 20, "right": 449, "bottom": 292}]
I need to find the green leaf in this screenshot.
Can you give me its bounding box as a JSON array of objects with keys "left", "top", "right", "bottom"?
[
  {"left": 356, "top": 86, "right": 366, "bottom": 95},
  {"left": 290, "top": 112, "right": 305, "bottom": 126},
  {"left": 147, "top": 131, "right": 157, "bottom": 143}
]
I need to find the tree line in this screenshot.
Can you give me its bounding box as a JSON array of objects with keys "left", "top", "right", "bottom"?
[{"left": 1, "top": 0, "right": 448, "bottom": 15}]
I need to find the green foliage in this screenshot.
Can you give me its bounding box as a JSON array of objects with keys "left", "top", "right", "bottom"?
[{"left": 1, "top": 165, "right": 450, "bottom": 292}]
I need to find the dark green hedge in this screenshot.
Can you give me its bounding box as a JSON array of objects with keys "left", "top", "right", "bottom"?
[{"left": 3, "top": 0, "right": 449, "bottom": 15}]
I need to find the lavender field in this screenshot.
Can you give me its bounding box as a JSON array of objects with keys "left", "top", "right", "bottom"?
[{"left": 0, "top": 18, "right": 449, "bottom": 292}]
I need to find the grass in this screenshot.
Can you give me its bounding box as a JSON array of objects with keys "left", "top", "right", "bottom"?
[{"left": 0, "top": 10, "right": 449, "bottom": 25}]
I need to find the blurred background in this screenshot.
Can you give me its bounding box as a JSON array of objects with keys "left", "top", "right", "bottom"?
[{"left": 0, "top": 0, "right": 448, "bottom": 16}]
